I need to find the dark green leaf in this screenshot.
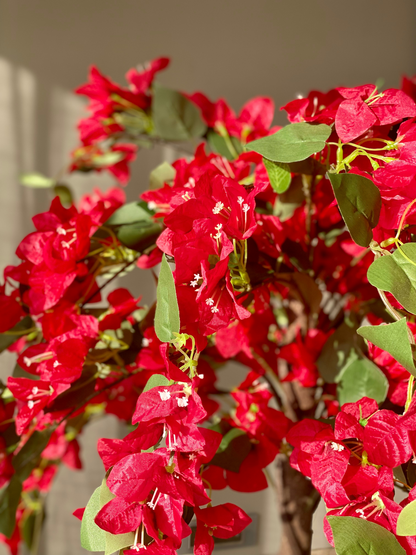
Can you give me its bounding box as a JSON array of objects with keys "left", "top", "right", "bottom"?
[
  {"left": 397, "top": 499, "right": 416, "bottom": 535},
  {"left": 53, "top": 184, "right": 73, "bottom": 207},
  {"left": 105, "top": 202, "right": 152, "bottom": 226},
  {"left": 263, "top": 159, "right": 291, "bottom": 194},
  {"left": 20, "top": 172, "right": 55, "bottom": 188},
  {"left": 207, "top": 130, "right": 243, "bottom": 160},
  {"left": 287, "top": 158, "right": 326, "bottom": 175},
  {"left": 154, "top": 254, "right": 180, "bottom": 343},
  {"left": 317, "top": 320, "right": 365, "bottom": 383},
  {"left": 328, "top": 172, "right": 381, "bottom": 247},
  {"left": 367, "top": 244, "right": 416, "bottom": 315},
  {"left": 142, "top": 374, "right": 171, "bottom": 393},
  {"left": 153, "top": 84, "right": 207, "bottom": 141},
  {"left": 80, "top": 486, "right": 106, "bottom": 552},
  {"left": 246, "top": 122, "right": 331, "bottom": 163},
  {"left": 336, "top": 355, "right": 388, "bottom": 406},
  {"left": 210, "top": 429, "right": 252, "bottom": 473},
  {"left": 149, "top": 161, "right": 176, "bottom": 190},
  {"left": 12, "top": 428, "right": 54, "bottom": 481},
  {"left": 117, "top": 221, "right": 163, "bottom": 251},
  {"left": 0, "top": 316, "right": 34, "bottom": 353},
  {"left": 0, "top": 476, "right": 22, "bottom": 538},
  {"left": 328, "top": 515, "right": 406, "bottom": 555},
  {"left": 358, "top": 318, "right": 416, "bottom": 375}
]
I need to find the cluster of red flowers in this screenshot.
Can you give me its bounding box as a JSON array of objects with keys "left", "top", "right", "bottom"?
[{"left": 2, "top": 57, "right": 416, "bottom": 555}]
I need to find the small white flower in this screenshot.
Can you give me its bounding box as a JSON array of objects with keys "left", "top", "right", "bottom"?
[
  {"left": 61, "top": 241, "right": 71, "bottom": 249},
  {"left": 237, "top": 196, "right": 244, "bottom": 205},
  {"left": 242, "top": 204, "right": 250, "bottom": 213},
  {"left": 23, "top": 356, "right": 32, "bottom": 367},
  {"left": 194, "top": 273, "right": 202, "bottom": 281},
  {"left": 142, "top": 338, "right": 150, "bottom": 347},
  {"left": 215, "top": 224, "right": 222, "bottom": 231},
  {"left": 212, "top": 201, "right": 224, "bottom": 214},
  {"left": 205, "top": 298, "right": 214, "bottom": 306},
  {"left": 27, "top": 400, "right": 35, "bottom": 409},
  {"left": 147, "top": 201, "right": 157, "bottom": 210},
  {"left": 53, "top": 360, "right": 60, "bottom": 368},
  {"left": 213, "top": 232, "right": 221, "bottom": 240},
  {"left": 159, "top": 389, "right": 171, "bottom": 401},
  {"left": 177, "top": 396, "right": 189, "bottom": 407},
  {"left": 330, "top": 441, "right": 345, "bottom": 452},
  {"left": 56, "top": 227, "right": 67, "bottom": 235},
  {"left": 211, "top": 306, "right": 219, "bottom": 314},
  {"left": 197, "top": 374, "right": 204, "bottom": 379},
  {"left": 190, "top": 280, "right": 198, "bottom": 288},
  {"left": 32, "top": 386, "right": 39, "bottom": 395}
]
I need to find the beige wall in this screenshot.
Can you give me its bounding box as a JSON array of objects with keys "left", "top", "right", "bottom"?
[{"left": 0, "top": 1, "right": 414, "bottom": 553}]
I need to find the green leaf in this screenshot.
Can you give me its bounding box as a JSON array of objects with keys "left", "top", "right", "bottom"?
[
  {"left": 20, "top": 172, "right": 55, "bottom": 188},
  {"left": 336, "top": 355, "right": 388, "bottom": 406},
  {"left": 210, "top": 429, "right": 252, "bottom": 473},
  {"left": 99, "top": 479, "right": 135, "bottom": 555},
  {"left": 12, "top": 428, "right": 53, "bottom": 481},
  {"left": 53, "top": 184, "right": 73, "bottom": 207},
  {"left": 154, "top": 254, "right": 180, "bottom": 343},
  {"left": 317, "top": 320, "right": 365, "bottom": 383},
  {"left": 358, "top": 319, "right": 416, "bottom": 375},
  {"left": 328, "top": 515, "right": 406, "bottom": 555},
  {"left": 142, "top": 373, "right": 171, "bottom": 393},
  {"left": 93, "top": 151, "right": 125, "bottom": 167},
  {"left": 0, "top": 476, "right": 23, "bottom": 538},
  {"left": 367, "top": 244, "right": 416, "bottom": 315},
  {"left": 105, "top": 202, "right": 152, "bottom": 226},
  {"left": 149, "top": 161, "right": 176, "bottom": 190},
  {"left": 153, "top": 84, "right": 207, "bottom": 141},
  {"left": 263, "top": 159, "right": 291, "bottom": 194},
  {"left": 246, "top": 122, "right": 331, "bottom": 163},
  {"left": 0, "top": 316, "right": 34, "bottom": 353},
  {"left": 80, "top": 486, "right": 106, "bottom": 552},
  {"left": 207, "top": 130, "right": 243, "bottom": 160},
  {"left": 397, "top": 498, "right": 416, "bottom": 535},
  {"left": 287, "top": 158, "right": 326, "bottom": 175},
  {"left": 273, "top": 175, "right": 305, "bottom": 221},
  {"left": 117, "top": 221, "right": 163, "bottom": 251},
  {"left": 327, "top": 172, "right": 381, "bottom": 247}
]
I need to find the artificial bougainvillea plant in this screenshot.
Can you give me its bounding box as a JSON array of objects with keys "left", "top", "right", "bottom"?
[{"left": 3, "top": 58, "right": 416, "bottom": 555}]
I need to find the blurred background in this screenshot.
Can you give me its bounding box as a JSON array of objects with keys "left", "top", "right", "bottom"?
[{"left": 0, "top": 1, "right": 415, "bottom": 553}]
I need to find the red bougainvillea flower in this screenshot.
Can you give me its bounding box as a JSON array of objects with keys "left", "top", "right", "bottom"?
[
  {"left": 335, "top": 84, "right": 416, "bottom": 143},
  {"left": 281, "top": 88, "right": 342, "bottom": 125},
  {"left": 194, "top": 503, "right": 252, "bottom": 555}
]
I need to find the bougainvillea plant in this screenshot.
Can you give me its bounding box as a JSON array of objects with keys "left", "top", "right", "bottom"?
[{"left": 3, "top": 58, "right": 416, "bottom": 555}]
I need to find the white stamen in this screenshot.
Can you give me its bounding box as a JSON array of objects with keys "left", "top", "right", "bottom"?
[
  {"left": 177, "top": 396, "right": 189, "bottom": 407},
  {"left": 159, "top": 389, "right": 171, "bottom": 401},
  {"left": 212, "top": 201, "right": 224, "bottom": 214},
  {"left": 205, "top": 298, "right": 214, "bottom": 306}
]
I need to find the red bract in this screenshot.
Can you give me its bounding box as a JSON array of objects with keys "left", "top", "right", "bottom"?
[
  {"left": 194, "top": 503, "right": 251, "bottom": 555},
  {"left": 335, "top": 85, "right": 416, "bottom": 143}
]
